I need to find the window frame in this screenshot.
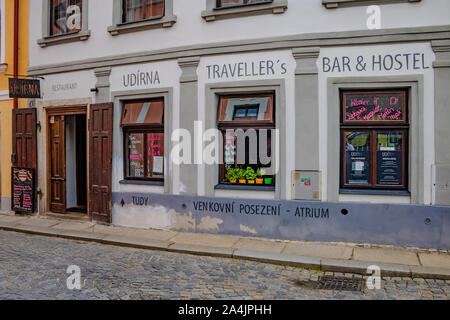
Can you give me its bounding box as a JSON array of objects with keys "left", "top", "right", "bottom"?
[
  {"left": 322, "top": 0, "right": 421, "bottom": 9},
  {"left": 217, "top": 93, "right": 276, "bottom": 187},
  {"left": 0, "top": 0, "right": 5, "bottom": 70},
  {"left": 121, "top": 98, "right": 165, "bottom": 182},
  {"left": 38, "top": 0, "right": 90, "bottom": 48},
  {"left": 108, "top": 0, "right": 177, "bottom": 36},
  {"left": 339, "top": 89, "right": 409, "bottom": 191},
  {"left": 202, "top": 0, "right": 287, "bottom": 21}
]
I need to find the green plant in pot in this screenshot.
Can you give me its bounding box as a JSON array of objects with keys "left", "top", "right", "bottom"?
[
  {"left": 245, "top": 167, "right": 257, "bottom": 184},
  {"left": 256, "top": 168, "right": 264, "bottom": 184},
  {"left": 259, "top": 168, "right": 272, "bottom": 185},
  {"left": 225, "top": 168, "right": 238, "bottom": 183},
  {"left": 237, "top": 168, "right": 247, "bottom": 184}
]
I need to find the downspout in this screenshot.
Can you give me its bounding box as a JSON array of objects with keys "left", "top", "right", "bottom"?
[{"left": 13, "top": 0, "right": 19, "bottom": 109}]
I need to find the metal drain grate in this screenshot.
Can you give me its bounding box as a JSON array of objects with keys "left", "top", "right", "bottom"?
[{"left": 314, "top": 276, "right": 363, "bottom": 291}]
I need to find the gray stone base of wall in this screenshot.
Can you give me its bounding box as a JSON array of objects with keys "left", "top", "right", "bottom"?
[{"left": 0, "top": 196, "right": 12, "bottom": 214}]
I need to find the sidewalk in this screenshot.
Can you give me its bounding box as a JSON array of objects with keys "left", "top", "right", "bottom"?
[{"left": 0, "top": 213, "right": 449, "bottom": 279}]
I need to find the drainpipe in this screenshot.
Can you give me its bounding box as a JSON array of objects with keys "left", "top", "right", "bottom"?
[{"left": 13, "top": 0, "right": 19, "bottom": 109}]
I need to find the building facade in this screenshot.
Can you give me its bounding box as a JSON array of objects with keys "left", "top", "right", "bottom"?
[
  {"left": 0, "top": 0, "right": 29, "bottom": 213},
  {"left": 24, "top": 0, "right": 450, "bottom": 248}
]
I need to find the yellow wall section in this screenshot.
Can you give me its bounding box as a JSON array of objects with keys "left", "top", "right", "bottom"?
[{"left": 0, "top": 0, "right": 29, "bottom": 203}]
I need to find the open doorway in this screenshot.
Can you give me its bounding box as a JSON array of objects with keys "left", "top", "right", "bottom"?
[{"left": 48, "top": 110, "right": 87, "bottom": 214}]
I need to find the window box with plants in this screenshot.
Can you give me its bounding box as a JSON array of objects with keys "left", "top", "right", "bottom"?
[{"left": 224, "top": 167, "right": 274, "bottom": 186}]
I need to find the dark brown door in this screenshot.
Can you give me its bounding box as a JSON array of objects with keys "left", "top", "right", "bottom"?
[
  {"left": 89, "top": 103, "right": 113, "bottom": 223},
  {"left": 12, "top": 108, "right": 37, "bottom": 169},
  {"left": 49, "top": 115, "right": 66, "bottom": 213}
]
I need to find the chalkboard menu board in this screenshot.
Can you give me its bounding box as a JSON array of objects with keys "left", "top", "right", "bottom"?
[
  {"left": 11, "top": 167, "right": 35, "bottom": 213},
  {"left": 343, "top": 91, "right": 406, "bottom": 123}
]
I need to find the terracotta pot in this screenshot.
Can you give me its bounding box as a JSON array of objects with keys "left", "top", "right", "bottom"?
[
  {"left": 247, "top": 180, "right": 255, "bottom": 184},
  {"left": 229, "top": 179, "right": 237, "bottom": 183},
  {"left": 239, "top": 179, "right": 246, "bottom": 184},
  {"left": 256, "top": 178, "right": 263, "bottom": 184}
]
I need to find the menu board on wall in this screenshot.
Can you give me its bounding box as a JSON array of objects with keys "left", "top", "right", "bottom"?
[
  {"left": 11, "top": 167, "right": 35, "bottom": 213},
  {"left": 345, "top": 151, "right": 371, "bottom": 185},
  {"left": 343, "top": 91, "right": 405, "bottom": 122}
]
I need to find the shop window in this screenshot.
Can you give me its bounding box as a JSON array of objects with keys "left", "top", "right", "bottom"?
[
  {"left": 202, "top": 0, "right": 287, "bottom": 21},
  {"left": 123, "top": 0, "right": 164, "bottom": 23},
  {"left": 38, "top": 0, "right": 90, "bottom": 47},
  {"left": 218, "top": 93, "right": 275, "bottom": 187},
  {"left": 340, "top": 89, "right": 408, "bottom": 191},
  {"left": 108, "top": 0, "right": 176, "bottom": 35},
  {"left": 121, "top": 98, "right": 164, "bottom": 181}
]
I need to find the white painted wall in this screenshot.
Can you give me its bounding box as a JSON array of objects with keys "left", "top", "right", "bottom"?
[
  {"left": 318, "top": 42, "right": 436, "bottom": 204},
  {"left": 28, "top": 0, "right": 450, "bottom": 67},
  {"left": 197, "top": 50, "right": 296, "bottom": 200}
]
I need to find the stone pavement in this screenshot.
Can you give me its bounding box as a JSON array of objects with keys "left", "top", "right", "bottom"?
[
  {"left": 0, "top": 230, "right": 449, "bottom": 300},
  {"left": 0, "top": 213, "right": 449, "bottom": 280}
]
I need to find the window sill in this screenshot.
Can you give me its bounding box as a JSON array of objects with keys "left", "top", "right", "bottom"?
[
  {"left": 108, "top": 15, "right": 177, "bottom": 36},
  {"left": 322, "top": 0, "right": 420, "bottom": 9},
  {"left": 339, "top": 188, "right": 410, "bottom": 196},
  {"left": 215, "top": 184, "right": 275, "bottom": 191},
  {"left": 201, "top": 0, "right": 287, "bottom": 22},
  {"left": 119, "top": 180, "right": 164, "bottom": 186},
  {"left": 37, "top": 30, "right": 91, "bottom": 48}
]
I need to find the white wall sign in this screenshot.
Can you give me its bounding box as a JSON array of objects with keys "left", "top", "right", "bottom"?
[
  {"left": 320, "top": 50, "right": 432, "bottom": 74},
  {"left": 41, "top": 71, "right": 95, "bottom": 100},
  {"left": 111, "top": 61, "right": 179, "bottom": 92}
]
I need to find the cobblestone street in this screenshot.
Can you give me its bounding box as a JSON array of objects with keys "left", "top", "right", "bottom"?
[{"left": 0, "top": 230, "right": 449, "bottom": 300}]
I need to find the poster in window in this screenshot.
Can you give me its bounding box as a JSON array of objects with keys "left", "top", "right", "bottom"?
[
  {"left": 343, "top": 91, "right": 405, "bottom": 122},
  {"left": 147, "top": 133, "right": 164, "bottom": 178},
  {"left": 128, "top": 133, "right": 144, "bottom": 177},
  {"left": 344, "top": 131, "right": 371, "bottom": 185},
  {"left": 376, "top": 132, "right": 403, "bottom": 186}
]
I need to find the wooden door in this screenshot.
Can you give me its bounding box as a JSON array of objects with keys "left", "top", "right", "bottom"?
[
  {"left": 89, "top": 103, "right": 113, "bottom": 223},
  {"left": 12, "top": 108, "right": 37, "bottom": 169},
  {"left": 49, "top": 115, "right": 66, "bottom": 213}
]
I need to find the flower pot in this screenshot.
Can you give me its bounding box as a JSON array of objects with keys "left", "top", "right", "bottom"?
[
  {"left": 239, "top": 179, "right": 246, "bottom": 184},
  {"left": 229, "top": 179, "right": 237, "bottom": 183},
  {"left": 256, "top": 178, "right": 263, "bottom": 184},
  {"left": 264, "top": 178, "right": 273, "bottom": 185},
  {"left": 247, "top": 180, "right": 255, "bottom": 184}
]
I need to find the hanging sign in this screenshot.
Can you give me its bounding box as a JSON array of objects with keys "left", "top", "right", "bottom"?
[
  {"left": 11, "top": 167, "right": 35, "bottom": 213},
  {"left": 9, "top": 78, "right": 41, "bottom": 99}
]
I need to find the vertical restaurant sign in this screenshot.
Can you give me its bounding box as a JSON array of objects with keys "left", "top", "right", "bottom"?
[{"left": 11, "top": 167, "right": 35, "bottom": 213}]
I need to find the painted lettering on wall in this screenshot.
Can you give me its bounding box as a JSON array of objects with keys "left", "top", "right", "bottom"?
[
  {"left": 51, "top": 83, "right": 78, "bottom": 92},
  {"left": 206, "top": 60, "right": 288, "bottom": 80},
  {"left": 123, "top": 70, "right": 161, "bottom": 87},
  {"left": 322, "top": 53, "right": 430, "bottom": 73}
]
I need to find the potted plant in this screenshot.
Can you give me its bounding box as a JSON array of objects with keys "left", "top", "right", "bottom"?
[
  {"left": 243, "top": 167, "right": 256, "bottom": 184},
  {"left": 237, "top": 168, "right": 247, "bottom": 184},
  {"left": 264, "top": 177, "right": 273, "bottom": 185},
  {"left": 225, "top": 168, "right": 237, "bottom": 183},
  {"left": 256, "top": 168, "right": 264, "bottom": 184}
]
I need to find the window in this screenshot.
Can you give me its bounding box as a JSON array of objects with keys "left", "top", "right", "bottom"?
[
  {"left": 38, "top": 0, "right": 90, "bottom": 47},
  {"left": 50, "top": 0, "right": 82, "bottom": 36},
  {"left": 123, "top": 0, "right": 164, "bottom": 23},
  {"left": 216, "top": 0, "right": 272, "bottom": 8},
  {"left": 218, "top": 93, "right": 275, "bottom": 187},
  {"left": 202, "top": 0, "right": 287, "bottom": 21},
  {"left": 322, "top": 0, "right": 421, "bottom": 9},
  {"left": 108, "top": 0, "right": 176, "bottom": 35},
  {"left": 121, "top": 98, "right": 164, "bottom": 181},
  {"left": 340, "top": 89, "right": 408, "bottom": 191}
]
